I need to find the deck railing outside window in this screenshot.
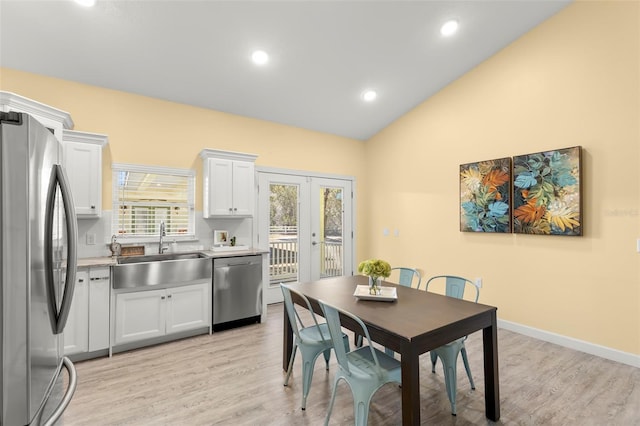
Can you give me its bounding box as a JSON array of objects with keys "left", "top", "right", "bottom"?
[{"left": 269, "top": 229, "right": 343, "bottom": 283}]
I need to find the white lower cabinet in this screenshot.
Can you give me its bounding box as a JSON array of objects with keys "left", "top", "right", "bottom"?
[
  {"left": 88, "top": 268, "right": 111, "bottom": 351},
  {"left": 166, "top": 283, "right": 210, "bottom": 334},
  {"left": 64, "top": 270, "right": 89, "bottom": 355},
  {"left": 64, "top": 267, "right": 111, "bottom": 356},
  {"left": 114, "top": 282, "right": 209, "bottom": 345}
]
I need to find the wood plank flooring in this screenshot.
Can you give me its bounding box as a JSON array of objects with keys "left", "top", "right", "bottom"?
[{"left": 63, "top": 303, "right": 640, "bottom": 425}]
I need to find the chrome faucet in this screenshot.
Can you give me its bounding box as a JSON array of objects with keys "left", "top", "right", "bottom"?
[{"left": 158, "top": 221, "right": 167, "bottom": 254}]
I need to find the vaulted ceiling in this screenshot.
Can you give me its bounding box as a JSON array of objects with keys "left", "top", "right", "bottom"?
[{"left": 0, "top": 0, "right": 571, "bottom": 140}]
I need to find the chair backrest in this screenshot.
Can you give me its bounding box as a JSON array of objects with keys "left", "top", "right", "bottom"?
[
  {"left": 423, "top": 275, "right": 480, "bottom": 302},
  {"left": 280, "top": 283, "right": 328, "bottom": 342},
  {"left": 318, "top": 299, "right": 383, "bottom": 377},
  {"left": 389, "top": 267, "right": 421, "bottom": 288}
]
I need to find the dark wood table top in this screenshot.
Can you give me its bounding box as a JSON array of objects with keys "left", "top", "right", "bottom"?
[{"left": 289, "top": 275, "right": 497, "bottom": 354}]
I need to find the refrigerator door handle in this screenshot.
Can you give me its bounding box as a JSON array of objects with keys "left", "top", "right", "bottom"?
[
  {"left": 44, "top": 164, "right": 78, "bottom": 334},
  {"left": 42, "top": 357, "right": 78, "bottom": 426}
]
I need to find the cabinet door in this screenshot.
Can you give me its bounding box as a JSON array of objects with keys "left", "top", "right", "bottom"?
[
  {"left": 231, "top": 161, "right": 255, "bottom": 216},
  {"left": 63, "top": 141, "right": 101, "bottom": 217},
  {"left": 114, "top": 289, "right": 166, "bottom": 345},
  {"left": 88, "top": 268, "right": 110, "bottom": 351},
  {"left": 166, "top": 283, "right": 210, "bottom": 334},
  {"left": 207, "top": 158, "right": 234, "bottom": 216},
  {"left": 64, "top": 270, "right": 89, "bottom": 355}
]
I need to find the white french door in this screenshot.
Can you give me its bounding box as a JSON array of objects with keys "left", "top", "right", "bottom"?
[{"left": 258, "top": 170, "right": 354, "bottom": 304}]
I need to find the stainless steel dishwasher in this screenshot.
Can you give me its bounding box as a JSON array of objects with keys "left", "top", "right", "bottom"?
[{"left": 213, "top": 255, "right": 263, "bottom": 330}]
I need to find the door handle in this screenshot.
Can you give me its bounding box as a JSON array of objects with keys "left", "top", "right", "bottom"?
[
  {"left": 43, "top": 357, "right": 77, "bottom": 426},
  {"left": 44, "top": 165, "right": 78, "bottom": 335}
]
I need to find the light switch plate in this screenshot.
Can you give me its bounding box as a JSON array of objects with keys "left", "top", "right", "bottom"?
[
  {"left": 86, "top": 233, "right": 96, "bottom": 245},
  {"left": 475, "top": 277, "right": 483, "bottom": 288},
  {"left": 637, "top": 238, "right": 640, "bottom": 253}
]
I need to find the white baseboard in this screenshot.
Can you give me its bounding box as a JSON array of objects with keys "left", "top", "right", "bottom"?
[{"left": 497, "top": 319, "right": 640, "bottom": 369}]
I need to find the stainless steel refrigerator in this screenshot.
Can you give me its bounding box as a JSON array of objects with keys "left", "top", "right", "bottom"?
[{"left": 1, "top": 112, "right": 78, "bottom": 425}]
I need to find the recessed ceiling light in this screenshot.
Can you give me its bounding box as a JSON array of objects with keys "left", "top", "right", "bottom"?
[
  {"left": 74, "top": 0, "right": 96, "bottom": 7},
  {"left": 440, "top": 19, "right": 459, "bottom": 37},
  {"left": 362, "top": 90, "right": 377, "bottom": 102},
  {"left": 251, "top": 50, "right": 269, "bottom": 66}
]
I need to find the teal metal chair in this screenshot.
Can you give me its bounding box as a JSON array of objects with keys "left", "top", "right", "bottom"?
[
  {"left": 422, "top": 275, "right": 480, "bottom": 415},
  {"left": 281, "top": 284, "right": 349, "bottom": 410},
  {"left": 382, "top": 267, "right": 422, "bottom": 356},
  {"left": 319, "top": 299, "right": 401, "bottom": 426},
  {"left": 389, "top": 267, "right": 421, "bottom": 288}
]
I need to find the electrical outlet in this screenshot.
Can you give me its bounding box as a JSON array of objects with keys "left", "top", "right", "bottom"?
[
  {"left": 637, "top": 238, "right": 640, "bottom": 253},
  {"left": 383, "top": 228, "right": 390, "bottom": 236},
  {"left": 474, "top": 277, "right": 483, "bottom": 288},
  {"left": 393, "top": 229, "right": 399, "bottom": 237},
  {"left": 86, "top": 233, "right": 96, "bottom": 245}
]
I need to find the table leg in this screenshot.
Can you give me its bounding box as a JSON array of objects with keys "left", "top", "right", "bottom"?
[
  {"left": 482, "top": 310, "right": 501, "bottom": 421},
  {"left": 283, "top": 307, "right": 293, "bottom": 371},
  {"left": 400, "top": 347, "right": 420, "bottom": 425}
]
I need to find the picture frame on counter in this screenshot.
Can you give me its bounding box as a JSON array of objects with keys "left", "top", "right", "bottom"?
[{"left": 213, "top": 230, "right": 229, "bottom": 246}]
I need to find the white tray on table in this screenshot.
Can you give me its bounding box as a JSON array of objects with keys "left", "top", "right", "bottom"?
[{"left": 353, "top": 285, "right": 397, "bottom": 302}]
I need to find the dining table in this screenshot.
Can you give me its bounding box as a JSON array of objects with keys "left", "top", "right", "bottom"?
[{"left": 283, "top": 275, "right": 500, "bottom": 426}]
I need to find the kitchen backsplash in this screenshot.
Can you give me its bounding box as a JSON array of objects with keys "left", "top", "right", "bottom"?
[{"left": 76, "top": 211, "right": 254, "bottom": 258}]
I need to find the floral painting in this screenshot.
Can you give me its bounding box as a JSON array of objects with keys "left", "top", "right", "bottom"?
[
  {"left": 460, "top": 157, "right": 511, "bottom": 233},
  {"left": 512, "top": 146, "right": 582, "bottom": 236}
]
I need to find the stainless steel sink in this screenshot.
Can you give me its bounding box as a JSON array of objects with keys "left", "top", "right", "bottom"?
[
  {"left": 113, "top": 252, "right": 212, "bottom": 289},
  {"left": 116, "top": 252, "right": 208, "bottom": 264}
]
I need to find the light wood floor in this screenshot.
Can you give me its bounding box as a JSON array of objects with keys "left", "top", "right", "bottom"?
[{"left": 63, "top": 303, "right": 640, "bottom": 425}]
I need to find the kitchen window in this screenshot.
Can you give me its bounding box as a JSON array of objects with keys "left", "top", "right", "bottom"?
[{"left": 112, "top": 163, "right": 195, "bottom": 240}]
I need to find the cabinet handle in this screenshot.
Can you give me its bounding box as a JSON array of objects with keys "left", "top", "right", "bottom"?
[
  {"left": 167, "top": 294, "right": 172, "bottom": 299},
  {"left": 78, "top": 279, "right": 84, "bottom": 283},
  {"left": 233, "top": 207, "right": 237, "bottom": 211},
  {"left": 161, "top": 296, "right": 165, "bottom": 300},
  {"left": 228, "top": 207, "right": 233, "bottom": 212},
  {"left": 90, "top": 205, "right": 96, "bottom": 209}
]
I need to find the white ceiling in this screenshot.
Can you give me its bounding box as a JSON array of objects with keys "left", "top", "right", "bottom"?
[{"left": 0, "top": 0, "right": 571, "bottom": 140}]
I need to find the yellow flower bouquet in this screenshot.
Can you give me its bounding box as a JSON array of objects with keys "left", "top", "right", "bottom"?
[{"left": 358, "top": 259, "right": 391, "bottom": 295}]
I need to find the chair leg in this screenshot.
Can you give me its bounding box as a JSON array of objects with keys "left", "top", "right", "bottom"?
[
  {"left": 352, "top": 381, "right": 375, "bottom": 426},
  {"left": 460, "top": 346, "right": 475, "bottom": 390},
  {"left": 301, "top": 351, "right": 322, "bottom": 410},
  {"left": 324, "top": 376, "right": 341, "bottom": 426},
  {"left": 322, "top": 348, "right": 331, "bottom": 369},
  {"left": 284, "top": 345, "right": 297, "bottom": 386},
  {"left": 342, "top": 334, "right": 351, "bottom": 353},
  {"left": 430, "top": 351, "right": 438, "bottom": 373},
  {"left": 440, "top": 352, "right": 459, "bottom": 416}
]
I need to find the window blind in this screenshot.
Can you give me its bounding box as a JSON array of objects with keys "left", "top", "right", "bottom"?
[{"left": 112, "top": 164, "right": 195, "bottom": 239}]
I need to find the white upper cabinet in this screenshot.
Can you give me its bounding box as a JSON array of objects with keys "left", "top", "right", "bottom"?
[
  {"left": 0, "top": 91, "right": 73, "bottom": 140},
  {"left": 201, "top": 149, "right": 257, "bottom": 218},
  {"left": 62, "top": 130, "right": 108, "bottom": 218}
]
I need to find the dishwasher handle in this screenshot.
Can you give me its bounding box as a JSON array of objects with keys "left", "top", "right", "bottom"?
[{"left": 217, "top": 261, "right": 257, "bottom": 268}]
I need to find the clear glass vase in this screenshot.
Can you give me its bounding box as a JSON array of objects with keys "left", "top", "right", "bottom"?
[{"left": 368, "top": 276, "right": 382, "bottom": 295}]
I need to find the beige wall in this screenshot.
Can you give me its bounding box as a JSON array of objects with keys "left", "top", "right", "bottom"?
[
  {"left": 366, "top": 1, "right": 639, "bottom": 356},
  {"left": 0, "top": 67, "right": 368, "bottom": 259},
  {"left": 1, "top": 1, "right": 638, "bottom": 356}
]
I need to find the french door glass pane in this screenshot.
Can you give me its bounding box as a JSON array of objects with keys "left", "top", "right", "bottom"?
[
  {"left": 318, "top": 186, "right": 343, "bottom": 278},
  {"left": 269, "top": 184, "right": 299, "bottom": 284}
]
